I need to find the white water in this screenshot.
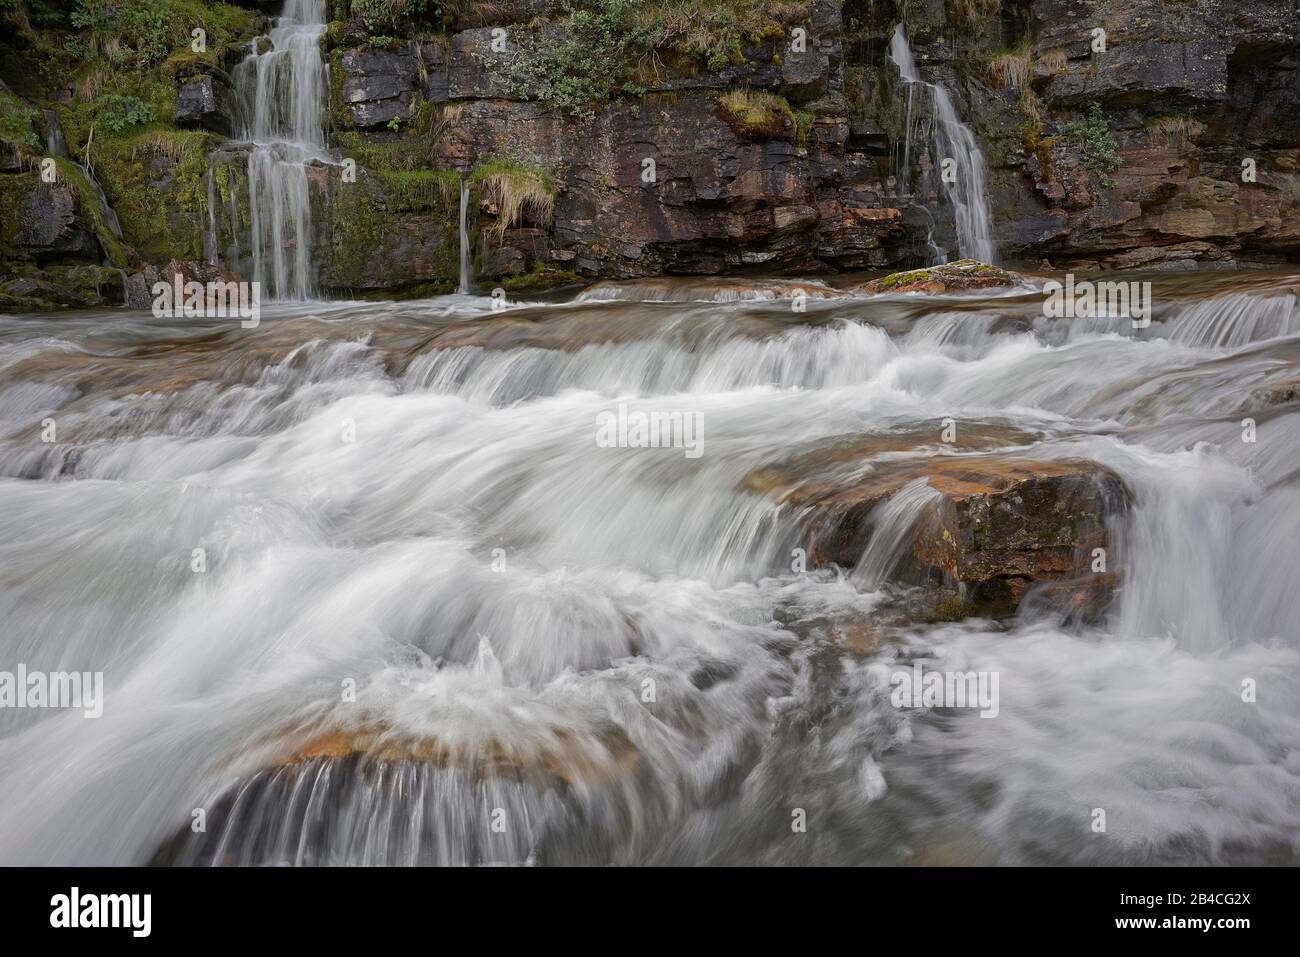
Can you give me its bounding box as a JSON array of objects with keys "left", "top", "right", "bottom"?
[
  {"left": 201, "top": 165, "right": 220, "bottom": 266},
  {"left": 0, "top": 277, "right": 1297, "bottom": 865},
  {"left": 890, "top": 25, "right": 996, "bottom": 264},
  {"left": 230, "top": 0, "right": 329, "bottom": 300},
  {"left": 457, "top": 179, "right": 472, "bottom": 295}
]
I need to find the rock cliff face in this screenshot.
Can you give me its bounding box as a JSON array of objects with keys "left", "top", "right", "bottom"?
[{"left": 1, "top": 0, "right": 1298, "bottom": 308}]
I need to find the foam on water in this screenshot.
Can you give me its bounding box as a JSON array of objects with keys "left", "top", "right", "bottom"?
[{"left": 0, "top": 276, "right": 1297, "bottom": 864}]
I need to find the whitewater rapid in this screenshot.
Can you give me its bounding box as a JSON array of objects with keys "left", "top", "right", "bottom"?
[{"left": 0, "top": 273, "right": 1297, "bottom": 864}]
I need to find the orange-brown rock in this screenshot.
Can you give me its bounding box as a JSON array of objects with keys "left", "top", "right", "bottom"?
[
  {"left": 744, "top": 443, "right": 1127, "bottom": 619},
  {"left": 269, "top": 721, "right": 639, "bottom": 790}
]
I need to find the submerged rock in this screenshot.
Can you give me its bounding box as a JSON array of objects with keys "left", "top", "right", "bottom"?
[
  {"left": 278, "top": 723, "right": 640, "bottom": 788},
  {"left": 147, "top": 721, "right": 644, "bottom": 865},
  {"left": 858, "top": 259, "right": 1028, "bottom": 295}
]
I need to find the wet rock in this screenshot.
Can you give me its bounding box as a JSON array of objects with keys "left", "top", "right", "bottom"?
[
  {"left": 174, "top": 74, "right": 231, "bottom": 135},
  {"left": 0, "top": 263, "right": 124, "bottom": 311},
  {"left": 10, "top": 181, "right": 100, "bottom": 261},
  {"left": 780, "top": 0, "right": 843, "bottom": 104},
  {"left": 339, "top": 46, "right": 419, "bottom": 129},
  {"left": 746, "top": 447, "right": 1126, "bottom": 619},
  {"left": 1250, "top": 375, "right": 1300, "bottom": 408},
  {"left": 315, "top": 165, "right": 458, "bottom": 294},
  {"left": 858, "top": 259, "right": 1028, "bottom": 295},
  {"left": 577, "top": 276, "right": 847, "bottom": 302},
  {"left": 123, "top": 259, "right": 243, "bottom": 310},
  {"left": 278, "top": 723, "right": 640, "bottom": 788}
]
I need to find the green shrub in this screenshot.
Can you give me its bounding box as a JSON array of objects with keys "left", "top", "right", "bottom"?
[
  {"left": 0, "top": 87, "right": 41, "bottom": 153},
  {"left": 91, "top": 94, "right": 158, "bottom": 134},
  {"left": 1060, "top": 103, "right": 1121, "bottom": 188},
  {"left": 351, "top": 0, "right": 435, "bottom": 33},
  {"left": 485, "top": 0, "right": 807, "bottom": 119}
]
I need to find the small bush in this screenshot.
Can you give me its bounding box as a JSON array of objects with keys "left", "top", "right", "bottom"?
[
  {"left": 1060, "top": 103, "right": 1121, "bottom": 188},
  {"left": 92, "top": 94, "right": 158, "bottom": 134},
  {"left": 718, "top": 89, "right": 804, "bottom": 142},
  {"left": 0, "top": 87, "right": 41, "bottom": 152}
]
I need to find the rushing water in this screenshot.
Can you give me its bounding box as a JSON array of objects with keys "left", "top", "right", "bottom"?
[
  {"left": 0, "top": 271, "right": 1297, "bottom": 865},
  {"left": 890, "top": 25, "right": 997, "bottom": 265},
  {"left": 230, "top": 0, "right": 329, "bottom": 300}
]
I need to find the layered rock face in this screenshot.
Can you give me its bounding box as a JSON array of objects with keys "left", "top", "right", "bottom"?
[
  {"left": 327, "top": 0, "right": 932, "bottom": 283},
  {"left": 2, "top": 0, "right": 1299, "bottom": 305},
  {"left": 971, "top": 0, "right": 1300, "bottom": 268}
]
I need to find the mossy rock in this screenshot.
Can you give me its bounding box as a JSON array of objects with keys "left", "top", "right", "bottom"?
[{"left": 859, "top": 259, "right": 1026, "bottom": 294}]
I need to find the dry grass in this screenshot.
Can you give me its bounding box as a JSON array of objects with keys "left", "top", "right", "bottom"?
[
  {"left": 472, "top": 161, "right": 555, "bottom": 241},
  {"left": 78, "top": 66, "right": 112, "bottom": 102},
  {"left": 1146, "top": 115, "right": 1203, "bottom": 149},
  {"left": 1035, "top": 48, "right": 1068, "bottom": 76},
  {"left": 988, "top": 50, "right": 1031, "bottom": 91},
  {"left": 947, "top": 0, "right": 1000, "bottom": 32}
]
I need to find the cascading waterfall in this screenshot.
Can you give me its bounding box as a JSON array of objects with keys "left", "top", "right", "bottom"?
[
  {"left": 457, "top": 179, "right": 473, "bottom": 295},
  {"left": 230, "top": 0, "right": 329, "bottom": 300},
  {"left": 0, "top": 272, "right": 1298, "bottom": 865},
  {"left": 889, "top": 24, "right": 996, "bottom": 264},
  {"left": 40, "top": 109, "right": 123, "bottom": 241}
]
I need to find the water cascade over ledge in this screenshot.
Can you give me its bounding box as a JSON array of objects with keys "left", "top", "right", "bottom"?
[
  {"left": 1, "top": 269, "right": 1298, "bottom": 865},
  {"left": 890, "top": 24, "right": 997, "bottom": 264},
  {"left": 230, "top": 0, "right": 330, "bottom": 300}
]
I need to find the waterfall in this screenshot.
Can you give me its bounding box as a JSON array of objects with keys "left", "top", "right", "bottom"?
[
  {"left": 889, "top": 24, "right": 996, "bottom": 264},
  {"left": 201, "top": 166, "right": 220, "bottom": 266},
  {"left": 230, "top": 0, "right": 329, "bottom": 300},
  {"left": 457, "top": 179, "right": 473, "bottom": 295},
  {"left": 41, "top": 109, "right": 123, "bottom": 242}
]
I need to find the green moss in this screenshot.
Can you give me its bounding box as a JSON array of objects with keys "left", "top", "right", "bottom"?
[
  {"left": 330, "top": 182, "right": 386, "bottom": 287},
  {"left": 499, "top": 262, "right": 584, "bottom": 292},
  {"left": 378, "top": 169, "right": 457, "bottom": 212},
  {"left": 0, "top": 174, "right": 33, "bottom": 260},
  {"left": 0, "top": 88, "right": 42, "bottom": 154},
  {"left": 46, "top": 159, "right": 129, "bottom": 266},
  {"left": 330, "top": 47, "right": 351, "bottom": 133},
  {"left": 329, "top": 171, "right": 460, "bottom": 293},
  {"left": 87, "top": 129, "right": 213, "bottom": 262}
]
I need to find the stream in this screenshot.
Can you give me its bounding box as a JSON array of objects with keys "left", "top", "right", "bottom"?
[{"left": 0, "top": 270, "right": 1296, "bottom": 865}]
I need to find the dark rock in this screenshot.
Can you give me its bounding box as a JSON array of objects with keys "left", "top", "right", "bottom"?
[
  {"left": 744, "top": 447, "right": 1126, "bottom": 619},
  {"left": 12, "top": 182, "right": 100, "bottom": 261},
  {"left": 340, "top": 47, "right": 419, "bottom": 129},
  {"left": 123, "top": 259, "right": 242, "bottom": 310},
  {"left": 175, "top": 75, "right": 231, "bottom": 135}
]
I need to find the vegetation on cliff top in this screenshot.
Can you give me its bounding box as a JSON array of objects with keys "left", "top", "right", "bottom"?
[{"left": 480, "top": 0, "right": 811, "bottom": 118}]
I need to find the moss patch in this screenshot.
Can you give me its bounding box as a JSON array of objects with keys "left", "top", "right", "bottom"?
[{"left": 88, "top": 130, "right": 214, "bottom": 262}]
